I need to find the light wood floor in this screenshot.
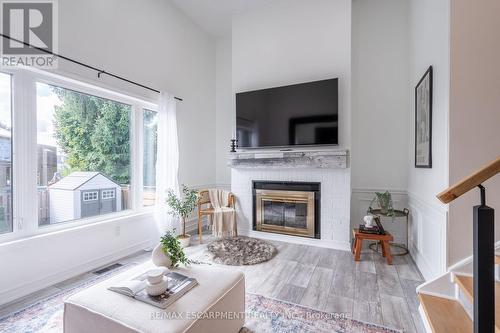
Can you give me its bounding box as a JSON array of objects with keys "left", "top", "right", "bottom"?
[
  {"left": 186, "top": 233, "right": 425, "bottom": 333},
  {"left": 0, "top": 234, "right": 425, "bottom": 332}
]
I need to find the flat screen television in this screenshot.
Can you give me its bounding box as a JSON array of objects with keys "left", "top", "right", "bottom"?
[{"left": 236, "top": 78, "right": 338, "bottom": 149}]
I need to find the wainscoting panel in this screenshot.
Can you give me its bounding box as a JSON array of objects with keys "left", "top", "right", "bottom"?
[{"left": 407, "top": 192, "right": 448, "bottom": 280}]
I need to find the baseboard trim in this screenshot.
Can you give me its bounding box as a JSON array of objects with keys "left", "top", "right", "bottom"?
[
  {"left": 0, "top": 239, "right": 152, "bottom": 307},
  {"left": 410, "top": 243, "right": 436, "bottom": 281}
]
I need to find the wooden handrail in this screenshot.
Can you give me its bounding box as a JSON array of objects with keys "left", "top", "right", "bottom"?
[{"left": 437, "top": 156, "right": 500, "bottom": 204}]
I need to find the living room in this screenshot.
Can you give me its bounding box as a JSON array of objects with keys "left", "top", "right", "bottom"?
[{"left": 0, "top": 0, "right": 499, "bottom": 332}]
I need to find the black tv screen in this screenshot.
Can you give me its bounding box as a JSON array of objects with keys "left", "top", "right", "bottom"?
[{"left": 236, "top": 78, "right": 338, "bottom": 148}]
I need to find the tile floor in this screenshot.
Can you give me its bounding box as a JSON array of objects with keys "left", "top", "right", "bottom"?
[{"left": 0, "top": 234, "right": 425, "bottom": 332}]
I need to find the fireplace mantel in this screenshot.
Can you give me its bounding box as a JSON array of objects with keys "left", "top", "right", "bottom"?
[{"left": 228, "top": 148, "right": 348, "bottom": 169}]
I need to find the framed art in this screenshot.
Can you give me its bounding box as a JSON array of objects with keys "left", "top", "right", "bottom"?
[{"left": 415, "top": 66, "right": 433, "bottom": 168}]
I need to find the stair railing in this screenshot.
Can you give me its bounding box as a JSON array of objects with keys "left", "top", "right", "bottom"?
[{"left": 438, "top": 156, "right": 500, "bottom": 333}]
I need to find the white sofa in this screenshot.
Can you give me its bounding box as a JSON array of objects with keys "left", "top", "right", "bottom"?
[{"left": 64, "top": 262, "right": 245, "bottom": 333}]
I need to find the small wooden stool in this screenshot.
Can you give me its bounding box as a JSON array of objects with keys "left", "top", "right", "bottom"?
[{"left": 352, "top": 228, "right": 394, "bottom": 265}]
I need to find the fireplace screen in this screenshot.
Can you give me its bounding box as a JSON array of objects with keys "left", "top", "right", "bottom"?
[{"left": 255, "top": 189, "right": 315, "bottom": 238}]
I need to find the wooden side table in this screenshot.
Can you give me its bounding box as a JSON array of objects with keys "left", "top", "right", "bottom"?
[{"left": 352, "top": 228, "right": 394, "bottom": 265}]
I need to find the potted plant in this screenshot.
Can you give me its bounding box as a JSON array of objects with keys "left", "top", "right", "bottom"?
[
  {"left": 369, "top": 191, "right": 395, "bottom": 216},
  {"left": 151, "top": 230, "right": 190, "bottom": 268},
  {"left": 166, "top": 185, "right": 199, "bottom": 248}
]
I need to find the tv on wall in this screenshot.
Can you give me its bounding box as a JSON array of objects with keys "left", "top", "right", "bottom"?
[{"left": 236, "top": 78, "right": 338, "bottom": 149}]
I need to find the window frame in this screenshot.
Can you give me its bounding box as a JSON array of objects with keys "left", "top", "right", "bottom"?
[
  {"left": 83, "top": 191, "right": 99, "bottom": 202},
  {"left": 0, "top": 67, "right": 159, "bottom": 244},
  {"left": 0, "top": 71, "right": 14, "bottom": 238},
  {"left": 101, "top": 189, "right": 116, "bottom": 200},
  {"left": 142, "top": 108, "right": 159, "bottom": 207}
]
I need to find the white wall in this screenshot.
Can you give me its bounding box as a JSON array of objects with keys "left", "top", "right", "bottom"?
[
  {"left": 0, "top": 0, "right": 216, "bottom": 305},
  {"left": 350, "top": 0, "right": 410, "bottom": 250},
  {"left": 407, "top": 0, "right": 450, "bottom": 279},
  {"left": 215, "top": 37, "right": 232, "bottom": 186},
  {"left": 231, "top": 0, "right": 352, "bottom": 150},
  {"left": 350, "top": 0, "right": 451, "bottom": 279},
  {"left": 226, "top": 0, "right": 353, "bottom": 247},
  {"left": 448, "top": 0, "right": 500, "bottom": 265},
  {"left": 351, "top": 0, "right": 410, "bottom": 191},
  {"left": 0, "top": 213, "right": 157, "bottom": 305},
  {"left": 214, "top": 0, "right": 353, "bottom": 184},
  {"left": 56, "top": 0, "right": 216, "bottom": 188}
]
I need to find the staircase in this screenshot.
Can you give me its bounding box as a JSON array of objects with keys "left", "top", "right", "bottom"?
[
  {"left": 418, "top": 254, "right": 500, "bottom": 332},
  {"left": 417, "top": 157, "right": 500, "bottom": 333}
]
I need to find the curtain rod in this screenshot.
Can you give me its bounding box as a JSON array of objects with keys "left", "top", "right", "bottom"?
[{"left": 0, "top": 34, "right": 183, "bottom": 101}]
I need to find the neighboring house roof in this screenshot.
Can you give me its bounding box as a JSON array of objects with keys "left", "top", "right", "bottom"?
[{"left": 49, "top": 171, "right": 120, "bottom": 190}]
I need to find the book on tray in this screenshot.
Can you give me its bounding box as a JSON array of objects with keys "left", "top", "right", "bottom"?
[{"left": 109, "top": 270, "right": 198, "bottom": 309}]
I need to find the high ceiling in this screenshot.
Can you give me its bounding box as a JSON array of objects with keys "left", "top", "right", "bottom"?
[{"left": 170, "top": 0, "right": 271, "bottom": 37}]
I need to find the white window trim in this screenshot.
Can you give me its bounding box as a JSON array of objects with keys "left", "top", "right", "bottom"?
[
  {"left": 101, "top": 189, "right": 115, "bottom": 199},
  {"left": 0, "top": 67, "right": 159, "bottom": 244},
  {"left": 0, "top": 209, "right": 154, "bottom": 247},
  {"left": 83, "top": 191, "right": 99, "bottom": 201}
]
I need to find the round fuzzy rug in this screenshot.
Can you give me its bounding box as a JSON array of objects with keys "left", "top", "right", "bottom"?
[{"left": 206, "top": 237, "right": 277, "bottom": 265}]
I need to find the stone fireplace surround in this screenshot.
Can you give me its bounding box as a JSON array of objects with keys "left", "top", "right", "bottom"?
[{"left": 230, "top": 149, "right": 350, "bottom": 251}]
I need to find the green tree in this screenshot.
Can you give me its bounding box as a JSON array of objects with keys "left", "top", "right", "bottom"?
[{"left": 53, "top": 87, "right": 131, "bottom": 184}]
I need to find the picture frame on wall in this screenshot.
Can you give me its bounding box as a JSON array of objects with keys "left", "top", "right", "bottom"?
[{"left": 415, "top": 66, "right": 433, "bottom": 168}]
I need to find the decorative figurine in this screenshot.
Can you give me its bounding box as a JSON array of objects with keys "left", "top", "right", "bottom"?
[{"left": 363, "top": 215, "right": 374, "bottom": 228}]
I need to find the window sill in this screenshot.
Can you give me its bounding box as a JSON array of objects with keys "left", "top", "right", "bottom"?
[{"left": 0, "top": 208, "right": 157, "bottom": 248}]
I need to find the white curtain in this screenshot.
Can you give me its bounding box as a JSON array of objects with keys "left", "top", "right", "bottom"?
[{"left": 155, "top": 92, "right": 179, "bottom": 233}]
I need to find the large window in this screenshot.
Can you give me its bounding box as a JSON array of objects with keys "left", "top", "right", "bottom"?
[
  {"left": 36, "top": 83, "right": 132, "bottom": 225},
  {"left": 0, "top": 68, "right": 158, "bottom": 242},
  {"left": 0, "top": 73, "right": 12, "bottom": 234},
  {"left": 143, "top": 109, "right": 158, "bottom": 206}
]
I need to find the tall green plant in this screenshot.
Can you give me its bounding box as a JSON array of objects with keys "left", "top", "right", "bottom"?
[{"left": 166, "top": 185, "right": 199, "bottom": 236}]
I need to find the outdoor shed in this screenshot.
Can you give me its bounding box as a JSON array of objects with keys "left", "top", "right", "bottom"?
[{"left": 48, "top": 172, "right": 122, "bottom": 224}]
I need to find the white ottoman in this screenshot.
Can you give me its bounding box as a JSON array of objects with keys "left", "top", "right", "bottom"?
[{"left": 64, "top": 262, "right": 245, "bottom": 333}]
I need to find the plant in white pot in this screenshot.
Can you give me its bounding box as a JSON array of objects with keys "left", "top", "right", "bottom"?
[
  {"left": 166, "top": 185, "right": 199, "bottom": 248},
  {"left": 151, "top": 230, "right": 190, "bottom": 268}
]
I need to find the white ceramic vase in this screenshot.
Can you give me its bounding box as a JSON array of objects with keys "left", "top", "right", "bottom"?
[{"left": 151, "top": 243, "right": 172, "bottom": 267}]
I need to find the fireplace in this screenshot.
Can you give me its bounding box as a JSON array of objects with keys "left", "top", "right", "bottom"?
[{"left": 252, "top": 181, "right": 320, "bottom": 239}]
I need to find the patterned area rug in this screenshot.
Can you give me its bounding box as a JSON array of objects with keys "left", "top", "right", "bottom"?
[
  {"left": 244, "top": 293, "right": 401, "bottom": 333},
  {"left": 0, "top": 263, "right": 133, "bottom": 333},
  {"left": 0, "top": 265, "right": 401, "bottom": 333},
  {"left": 207, "top": 236, "right": 277, "bottom": 265}
]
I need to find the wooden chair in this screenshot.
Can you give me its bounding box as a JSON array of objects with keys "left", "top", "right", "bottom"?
[{"left": 197, "top": 190, "right": 236, "bottom": 243}]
